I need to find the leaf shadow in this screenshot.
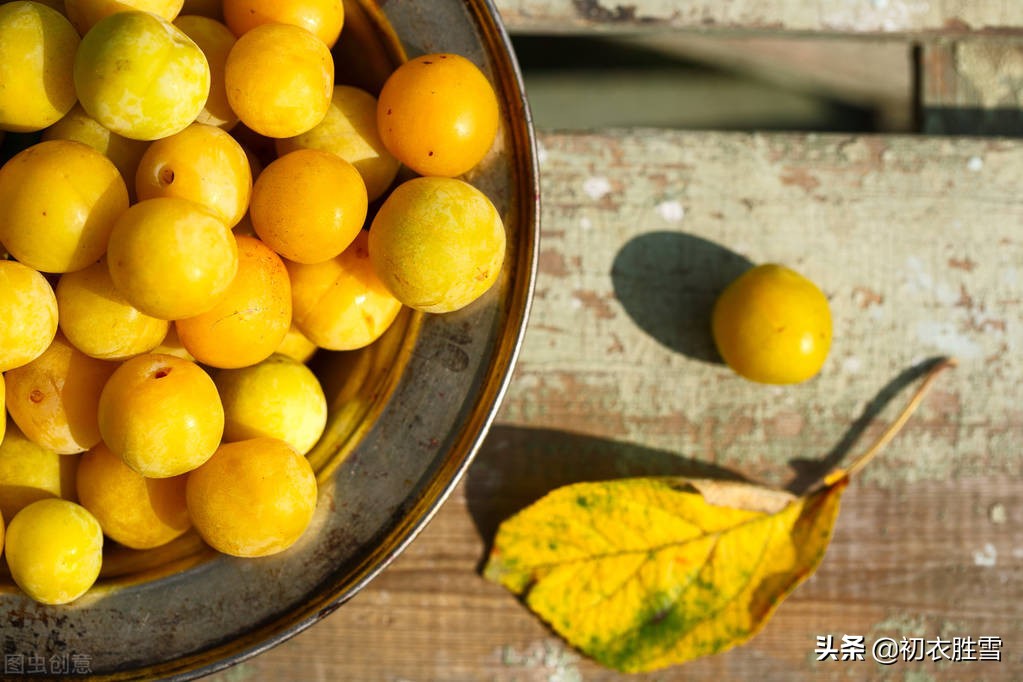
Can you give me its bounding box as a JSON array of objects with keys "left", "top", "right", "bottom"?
[
  {"left": 466, "top": 425, "right": 749, "bottom": 573},
  {"left": 786, "top": 356, "right": 950, "bottom": 495},
  {"left": 611, "top": 231, "right": 754, "bottom": 364}
]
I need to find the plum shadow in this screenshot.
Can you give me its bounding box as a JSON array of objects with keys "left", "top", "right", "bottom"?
[{"left": 611, "top": 231, "right": 753, "bottom": 364}]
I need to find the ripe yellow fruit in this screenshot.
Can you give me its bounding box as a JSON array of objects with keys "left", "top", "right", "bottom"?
[
  {"left": 64, "top": 0, "right": 184, "bottom": 34},
  {"left": 224, "top": 22, "right": 333, "bottom": 138},
  {"left": 186, "top": 438, "right": 318, "bottom": 557},
  {"left": 4, "top": 334, "right": 118, "bottom": 454},
  {"left": 276, "top": 85, "right": 400, "bottom": 201},
  {"left": 0, "top": 140, "right": 129, "bottom": 273},
  {"left": 214, "top": 354, "right": 327, "bottom": 454},
  {"left": 377, "top": 53, "right": 499, "bottom": 177},
  {"left": 250, "top": 148, "right": 367, "bottom": 264},
  {"left": 135, "top": 123, "right": 252, "bottom": 228},
  {"left": 98, "top": 354, "right": 225, "bottom": 478},
  {"left": 0, "top": 419, "right": 78, "bottom": 522},
  {"left": 275, "top": 324, "right": 317, "bottom": 363},
  {"left": 287, "top": 230, "right": 402, "bottom": 350},
  {"left": 42, "top": 103, "right": 149, "bottom": 191},
  {"left": 57, "top": 261, "right": 170, "bottom": 361},
  {"left": 0, "top": 260, "right": 58, "bottom": 372},
  {"left": 223, "top": 0, "right": 344, "bottom": 47},
  {"left": 176, "top": 235, "right": 292, "bottom": 369},
  {"left": 0, "top": 1, "right": 80, "bottom": 132},
  {"left": 151, "top": 323, "right": 195, "bottom": 361},
  {"left": 77, "top": 442, "right": 190, "bottom": 549},
  {"left": 5, "top": 499, "right": 103, "bottom": 605},
  {"left": 107, "top": 197, "right": 238, "bottom": 320},
  {"left": 712, "top": 264, "right": 833, "bottom": 384},
  {"left": 74, "top": 10, "right": 210, "bottom": 141},
  {"left": 173, "top": 14, "right": 238, "bottom": 130},
  {"left": 369, "top": 177, "right": 505, "bottom": 313}
]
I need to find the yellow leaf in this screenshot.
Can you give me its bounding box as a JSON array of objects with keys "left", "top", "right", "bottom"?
[
  {"left": 483, "top": 357, "right": 956, "bottom": 673},
  {"left": 484, "top": 476, "right": 846, "bottom": 673}
]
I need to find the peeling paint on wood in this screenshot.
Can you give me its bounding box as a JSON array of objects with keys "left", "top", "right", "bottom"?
[
  {"left": 495, "top": 0, "right": 1023, "bottom": 35},
  {"left": 500, "top": 130, "right": 1023, "bottom": 489}
]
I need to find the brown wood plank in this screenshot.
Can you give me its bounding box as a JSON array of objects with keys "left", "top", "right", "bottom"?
[
  {"left": 494, "top": 0, "right": 1023, "bottom": 37},
  {"left": 213, "top": 478, "right": 1021, "bottom": 681},
  {"left": 211, "top": 130, "right": 1023, "bottom": 680}
]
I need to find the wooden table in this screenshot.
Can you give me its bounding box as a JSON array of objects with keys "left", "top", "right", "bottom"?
[{"left": 212, "top": 6, "right": 1023, "bottom": 681}]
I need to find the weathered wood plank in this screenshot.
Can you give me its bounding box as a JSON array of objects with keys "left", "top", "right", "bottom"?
[
  {"left": 922, "top": 41, "right": 1023, "bottom": 135},
  {"left": 214, "top": 477, "right": 1021, "bottom": 681},
  {"left": 494, "top": 0, "right": 1023, "bottom": 37},
  {"left": 210, "top": 131, "right": 1023, "bottom": 680},
  {"left": 507, "top": 130, "right": 1022, "bottom": 492}
]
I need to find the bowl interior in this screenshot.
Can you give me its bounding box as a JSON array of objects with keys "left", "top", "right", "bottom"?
[{"left": 0, "top": 0, "right": 537, "bottom": 678}]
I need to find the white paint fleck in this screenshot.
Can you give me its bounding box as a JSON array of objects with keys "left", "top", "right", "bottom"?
[
  {"left": 973, "top": 543, "right": 997, "bottom": 567},
  {"left": 967, "top": 156, "right": 984, "bottom": 172},
  {"left": 569, "top": 296, "right": 583, "bottom": 310},
  {"left": 989, "top": 503, "right": 1007, "bottom": 525},
  {"left": 579, "top": 216, "right": 592, "bottom": 230},
  {"left": 825, "top": 0, "right": 929, "bottom": 31},
  {"left": 842, "top": 356, "right": 863, "bottom": 374},
  {"left": 582, "top": 176, "right": 611, "bottom": 200},
  {"left": 516, "top": 374, "right": 540, "bottom": 389},
  {"left": 934, "top": 283, "right": 958, "bottom": 306},
  {"left": 1000, "top": 267, "right": 1018, "bottom": 286},
  {"left": 499, "top": 640, "right": 581, "bottom": 682},
  {"left": 871, "top": 614, "right": 927, "bottom": 636},
  {"left": 908, "top": 254, "right": 969, "bottom": 302},
  {"left": 656, "top": 200, "right": 685, "bottom": 223},
  {"left": 904, "top": 255, "right": 934, "bottom": 291},
  {"left": 915, "top": 320, "right": 983, "bottom": 359}
]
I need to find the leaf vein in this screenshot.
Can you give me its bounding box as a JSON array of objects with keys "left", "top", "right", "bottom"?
[
  {"left": 518, "top": 503, "right": 783, "bottom": 575},
  {"left": 654, "top": 510, "right": 783, "bottom": 655}
]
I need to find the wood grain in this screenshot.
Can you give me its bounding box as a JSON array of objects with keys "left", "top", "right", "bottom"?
[
  {"left": 493, "top": 0, "right": 1023, "bottom": 36},
  {"left": 210, "top": 131, "right": 1023, "bottom": 681}
]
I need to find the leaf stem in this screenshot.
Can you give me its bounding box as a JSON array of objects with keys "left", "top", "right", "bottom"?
[{"left": 816, "top": 356, "right": 957, "bottom": 491}]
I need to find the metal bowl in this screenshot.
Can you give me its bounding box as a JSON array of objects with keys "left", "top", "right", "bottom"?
[{"left": 0, "top": 0, "right": 537, "bottom": 677}]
